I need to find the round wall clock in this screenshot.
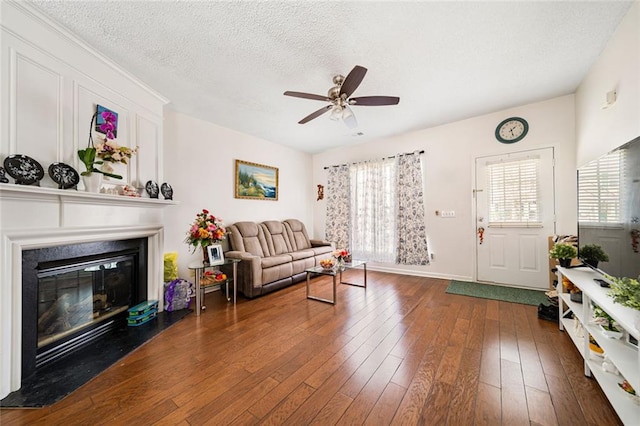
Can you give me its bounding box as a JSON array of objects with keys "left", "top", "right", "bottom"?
[{"left": 495, "top": 117, "right": 528, "bottom": 144}]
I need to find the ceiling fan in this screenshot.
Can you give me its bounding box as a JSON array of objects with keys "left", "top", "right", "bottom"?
[{"left": 284, "top": 65, "right": 400, "bottom": 129}]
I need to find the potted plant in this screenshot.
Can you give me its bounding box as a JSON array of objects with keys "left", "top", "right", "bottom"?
[
  {"left": 580, "top": 244, "right": 609, "bottom": 268},
  {"left": 549, "top": 242, "right": 577, "bottom": 268},
  {"left": 592, "top": 303, "right": 622, "bottom": 339},
  {"left": 77, "top": 147, "right": 122, "bottom": 192},
  {"left": 607, "top": 275, "right": 640, "bottom": 331}
]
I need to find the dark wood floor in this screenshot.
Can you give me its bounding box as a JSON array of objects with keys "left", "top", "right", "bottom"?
[{"left": 1, "top": 271, "right": 621, "bottom": 425}]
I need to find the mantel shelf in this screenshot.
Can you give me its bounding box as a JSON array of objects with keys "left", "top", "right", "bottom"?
[{"left": 0, "top": 183, "right": 178, "bottom": 208}]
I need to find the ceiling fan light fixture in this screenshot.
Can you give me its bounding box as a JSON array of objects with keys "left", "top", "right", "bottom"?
[{"left": 330, "top": 105, "right": 343, "bottom": 121}]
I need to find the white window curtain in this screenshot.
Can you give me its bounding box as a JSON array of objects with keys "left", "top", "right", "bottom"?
[
  {"left": 325, "top": 164, "right": 351, "bottom": 250},
  {"left": 325, "top": 151, "right": 429, "bottom": 265},
  {"left": 350, "top": 158, "right": 397, "bottom": 262},
  {"left": 395, "top": 152, "right": 429, "bottom": 265}
]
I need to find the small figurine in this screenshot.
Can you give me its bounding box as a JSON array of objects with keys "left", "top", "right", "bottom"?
[{"left": 317, "top": 184, "right": 324, "bottom": 201}]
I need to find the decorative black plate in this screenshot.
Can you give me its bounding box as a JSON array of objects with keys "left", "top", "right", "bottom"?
[
  {"left": 3, "top": 154, "right": 44, "bottom": 185},
  {"left": 160, "top": 182, "right": 173, "bottom": 200},
  {"left": 48, "top": 162, "right": 80, "bottom": 189},
  {"left": 0, "top": 167, "right": 9, "bottom": 183},
  {"left": 145, "top": 180, "right": 159, "bottom": 198}
]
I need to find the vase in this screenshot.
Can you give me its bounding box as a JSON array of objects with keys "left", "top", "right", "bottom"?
[
  {"left": 100, "top": 163, "right": 115, "bottom": 181},
  {"left": 336, "top": 257, "right": 345, "bottom": 270},
  {"left": 202, "top": 246, "right": 210, "bottom": 265},
  {"left": 82, "top": 173, "right": 103, "bottom": 193},
  {"left": 558, "top": 258, "right": 571, "bottom": 268}
]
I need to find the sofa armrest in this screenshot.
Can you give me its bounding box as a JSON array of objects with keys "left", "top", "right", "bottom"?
[
  {"left": 225, "top": 251, "right": 263, "bottom": 296},
  {"left": 310, "top": 239, "right": 335, "bottom": 249}
]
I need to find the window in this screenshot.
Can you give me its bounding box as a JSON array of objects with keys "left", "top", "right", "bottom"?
[
  {"left": 325, "top": 152, "right": 429, "bottom": 265},
  {"left": 487, "top": 157, "right": 540, "bottom": 226},
  {"left": 350, "top": 159, "right": 397, "bottom": 262},
  {"left": 578, "top": 150, "right": 624, "bottom": 224}
]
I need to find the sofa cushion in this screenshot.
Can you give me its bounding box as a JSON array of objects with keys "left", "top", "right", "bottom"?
[
  {"left": 228, "top": 222, "right": 270, "bottom": 257},
  {"left": 261, "top": 221, "right": 293, "bottom": 255},
  {"left": 283, "top": 219, "right": 312, "bottom": 251},
  {"left": 261, "top": 254, "right": 292, "bottom": 268},
  {"left": 289, "top": 249, "right": 315, "bottom": 261}
]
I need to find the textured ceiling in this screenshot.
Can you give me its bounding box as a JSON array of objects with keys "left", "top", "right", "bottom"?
[{"left": 28, "top": 1, "right": 633, "bottom": 153}]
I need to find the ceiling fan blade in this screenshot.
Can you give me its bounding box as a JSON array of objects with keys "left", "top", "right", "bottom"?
[
  {"left": 298, "top": 105, "right": 332, "bottom": 124},
  {"left": 343, "top": 106, "right": 358, "bottom": 129},
  {"left": 284, "top": 91, "right": 331, "bottom": 102},
  {"left": 340, "top": 65, "right": 367, "bottom": 98},
  {"left": 350, "top": 96, "right": 400, "bottom": 106}
]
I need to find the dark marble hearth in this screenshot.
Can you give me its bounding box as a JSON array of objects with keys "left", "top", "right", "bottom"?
[{"left": 0, "top": 310, "right": 191, "bottom": 408}]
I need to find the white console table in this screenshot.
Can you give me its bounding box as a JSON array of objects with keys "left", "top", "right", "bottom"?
[{"left": 556, "top": 266, "right": 640, "bottom": 425}]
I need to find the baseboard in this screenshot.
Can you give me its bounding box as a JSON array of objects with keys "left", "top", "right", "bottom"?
[{"left": 364, "top": 265, "right": 471, "bottom": 282}]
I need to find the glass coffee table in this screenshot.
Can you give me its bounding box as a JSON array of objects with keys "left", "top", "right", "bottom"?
[{"left": 305, "top": 260, "right": 367, "bottom": 304}]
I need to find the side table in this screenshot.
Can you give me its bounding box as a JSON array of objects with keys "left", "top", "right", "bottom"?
[{"left": 188, "top": 259, "right": 240, "bottom": 316}]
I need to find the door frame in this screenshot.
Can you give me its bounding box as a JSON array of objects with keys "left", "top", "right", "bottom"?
[{"left": 471, "top": 146, "right": 557, "bottom": 284}]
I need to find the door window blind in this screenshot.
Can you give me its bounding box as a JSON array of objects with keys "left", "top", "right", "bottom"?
[
  {"left": 487, "top": 157, "right": 540, "bottom": 226},
  {"left": 578, "top": 150, "right": 623, "bottom": 224}
]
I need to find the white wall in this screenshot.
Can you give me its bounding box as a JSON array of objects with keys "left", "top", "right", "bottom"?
[
  {"left": 312, "top": 95, "right": 577, "bottom": 281},
  {"left": 576, "top": 1, "right": 640, "bottom": 166},
  {"left": 0, "top": 2, "right": 167, "bottom": 188},
  {"left": 163, "top": 109, "right": 314, "bottom": 278}
]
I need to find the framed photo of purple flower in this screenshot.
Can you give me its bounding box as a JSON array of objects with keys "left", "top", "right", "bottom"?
[{"left": 95, "top": 105, "right": 118, "bottom": 139}]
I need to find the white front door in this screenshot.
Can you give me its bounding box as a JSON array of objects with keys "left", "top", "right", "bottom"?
[{"left": 475, "top": 148, "right": 555, "bottom": 289}]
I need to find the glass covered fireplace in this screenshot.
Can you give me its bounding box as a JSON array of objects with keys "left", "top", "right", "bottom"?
[
  {"left": 22, "top": 238, "right": 147, "bottom": 378},
  {"left": 37, "top": 255, "right": 135, "bottom": 356}
]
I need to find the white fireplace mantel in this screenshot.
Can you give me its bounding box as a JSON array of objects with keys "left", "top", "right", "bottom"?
[
  {"left": 0, "top": 183, "right": 176, "bottom": 399},
  {"left": 0, "top": 184, "right": 178, "bottom": 207}
]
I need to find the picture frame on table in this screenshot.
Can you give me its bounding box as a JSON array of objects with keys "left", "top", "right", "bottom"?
[
  {"left": 234, "top": 160, "right": 278, "bottom": 201},
  {"left": 207, "top": 244, "right": 224, "bottom": 266}
]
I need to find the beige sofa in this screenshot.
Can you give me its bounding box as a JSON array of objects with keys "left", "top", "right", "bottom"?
[{"left": 225, "top": 219, "right": 334, "bottom": 298}]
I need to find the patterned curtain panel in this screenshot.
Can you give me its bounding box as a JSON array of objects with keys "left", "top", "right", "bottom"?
[
  {"left": 350, "top": 158, "right": 397, "bottom": 263},
  {"left": 325, "top": 164, "right": 351, "bottom": 250},
  {"left": 396, "top": 152, "right": 430, "bottom": 265}
]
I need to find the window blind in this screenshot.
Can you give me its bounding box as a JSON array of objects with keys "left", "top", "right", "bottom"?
[
  {"left": 578, "top": 150, "right": 623, "bottom": 224},
  {"left": 487, "top": 157, "right": 540, "bottom": 226}
]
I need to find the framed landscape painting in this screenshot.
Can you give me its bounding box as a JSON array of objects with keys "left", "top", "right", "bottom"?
[{"left": 235, "top": 160, "right": 278, "bottom": 201}]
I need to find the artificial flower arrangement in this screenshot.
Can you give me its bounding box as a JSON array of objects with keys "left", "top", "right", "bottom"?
[
  {"left": 95, "top": 139, "right": 137, "bottom": 165},
  {"left": 185, "top": 209, "right": 226, "bottom": 252},
  {"left": 333, "top": 248, "right": 351, "bottom": 262}
]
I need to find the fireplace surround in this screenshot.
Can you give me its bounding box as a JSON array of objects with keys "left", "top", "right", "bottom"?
[
  {"left": 0, "top": 185, "right": 175, "bottom": 399},
  {"left": 22, "top": 238, "right": 148, "bottom": 379}
]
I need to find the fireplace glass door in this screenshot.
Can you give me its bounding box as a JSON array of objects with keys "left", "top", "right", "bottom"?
[{"left": 37, "top": 255, "right": 134, "bottom": 349}]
